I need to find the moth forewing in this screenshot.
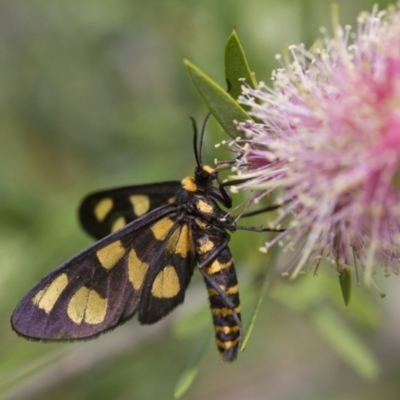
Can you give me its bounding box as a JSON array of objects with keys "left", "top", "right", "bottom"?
[{"left": 11, "top": 204, "right": 180, "bottom": 340}]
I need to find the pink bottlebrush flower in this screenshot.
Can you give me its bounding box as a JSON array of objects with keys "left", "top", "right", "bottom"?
[{"left": 232, "top": 3, "right": 400, "bottom": 282}]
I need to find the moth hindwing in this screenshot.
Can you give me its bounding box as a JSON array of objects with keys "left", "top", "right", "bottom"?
[
  {"left": 12, "top": 117, "right": 243, "bottom": 362},
  {"left": 79, "top": 181, "right": 181, "bottom": 240}
]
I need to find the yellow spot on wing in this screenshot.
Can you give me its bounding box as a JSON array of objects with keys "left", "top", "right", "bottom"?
[
  {"left": 128, "top": 249, "right": 149, "bottom": 290},
  {"left": 130, "top": 195, "right": 150, "bottom": 216},
  {"left": 32, "top": 273, "right": 68, "bottom": 314},
  {"left": 96, "top": 241, "right": 125, "bottom": 269},
  {"left": 181, "top": 177, "right": 197, "bottom": 192},
  {"left": 111, "top": 216, "right": 126, "bottom": 232},
  {"left": 67, "top": 286, "right": 108, "bottom": 325},
  {"left": 175, "top": 225, "right": 191, "bottom": 256},
  {"left": 85, "top": 291, "right": 108, "bottom": 325},
  {"left": 167, "top": 224, "right": 191, "bottom": 257},
  {"left": 151, "top": 266, "right": 180, "bottom": 298},
  {"left": 196, "top": 199, "right": 213, "bottom": 214},
  {"left": 204, "top": 258, "right": 233, "bottom": 274},
  {"left": 151, "top": 218, "right": 174, "bottom": 240},
  {"left": 94, "top": 198, "right": 113, "bottom": 222}
]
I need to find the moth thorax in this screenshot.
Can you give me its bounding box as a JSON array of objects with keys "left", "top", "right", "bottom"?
[{"left": 181, "top": 176, "right": 197, "bottom": 192}]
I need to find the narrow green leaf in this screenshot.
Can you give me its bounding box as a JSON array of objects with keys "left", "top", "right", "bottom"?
[
  {"left": 174, "top": 368, "right": 199, "bottom": 399},
  {"left": 241, "top": 247, "right": 279, "bottom": 352},
  {"left": 310, "top": 305, "right": 379, "bottom": 379},
  {"left": 184, "top": 59, "right": 250, "bottom": 138},
  {"left": 173, "top": 336, "right": 209, "bottom": 399},
  {"left": 240, "top": 273, "right": 269, "bottom": 352},
  {"left": 225, "top": 29, "right": 257, "bottom": 100},
  {"left": 338, "top": 268, "right": 352, "bottom": 307},
  {"left": 323, "top": 271, "right": 381, "bottom": 328}
]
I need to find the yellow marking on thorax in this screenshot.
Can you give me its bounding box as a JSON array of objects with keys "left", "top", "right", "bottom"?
[
  {"left": 128, "top": 249, "right": 149, "bottom": 290},
  {"left": 111, "top": 216, "right": 126, "bottom": 233},
  {"left": 198, "top": 238, "right": 214, "bottom": 254},
  {"left": 202, "top": 165, "right": 215, "bottom": 174},
  {"left": 151, "top": 218, "right": 174, "bottom": 240},
  {"left": 203, "top": 258, "right": 233, "bottom": 275},
  {"left": 151, "top": 266, "right": 180, "bottom": 298},
  {"left": 94, "top": 198, "right": 113, "bottom": 222},
  {"left": 96, "top": 240, "right": 125, "bottom": 269},
  {"left": 181, "top": 176, "right": 197, "bottom": 192},
  {"left": 216, "top": 337, "right": 240, "bottom": 349},
  {"left": 207, "top": 284, "right": 238, "bottom": 297},
  {"left": 196, "top": 199, "right": 213, "bottom": 214},
  {"left": 167, "top": 224, "right": 191, "bottom": 257},
  {"left": 214, "top": 325, "right": 240, "bottom": 334},
  {"left": 32, "top": 273, "right": 69, "bottom": 314},
  {"left": 130, "top": 195, "right": 150, "bottom": 216},
  {"left": 67, "top": 286, "right": 107, "bottom": 325},
  {"left": 211, "top": 305, "right": 241, "bottom": 317},
  {"left": 167, "top": 196, "right": 176, "bottom": 204}
]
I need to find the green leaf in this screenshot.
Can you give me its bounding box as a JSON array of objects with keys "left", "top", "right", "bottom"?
[
  {"left": 173, "top": 336, "right": 209, "bottom": 399},
  {"left": 225, "top": 29, "right": 257, "bottom": 100},
  {"left": 338, "top": 268, "right": 352, "bottom": 307},
  {"left": 174, "top": 367, "right": 199, "bottom": 399},
  {"left": 184, "top": 59, "right": 250, "bottom": 138},
  {"left": 240, "top": 272, "right": 269, "bottom": 352},
  {"left": 241, "top": 247, "right": 279, "bottom": 352}
]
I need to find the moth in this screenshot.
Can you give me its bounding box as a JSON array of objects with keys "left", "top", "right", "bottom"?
[{"left": 11, "top": 117, "right": 252, "bottom": 362}]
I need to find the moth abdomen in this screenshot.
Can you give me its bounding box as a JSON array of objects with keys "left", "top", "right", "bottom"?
[{"left": 198, "top": 239, "right": 242, "bottom": 362}]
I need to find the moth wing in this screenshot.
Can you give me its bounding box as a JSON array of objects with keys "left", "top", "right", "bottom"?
[
  {"left": 79, "top": 181, "right": 181, "bottom": 240},
  {"left": 11, "top": 206, "right": 185, "bottom": 340}
]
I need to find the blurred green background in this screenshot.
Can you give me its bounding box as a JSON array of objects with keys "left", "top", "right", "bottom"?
[{"left": 2, "top": 0, "right": 400, "bottom": 399}]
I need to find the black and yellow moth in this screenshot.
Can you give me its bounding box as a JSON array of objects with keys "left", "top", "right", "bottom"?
[{"left": 11, "top": 118, "right": 245, "bottom": 362}]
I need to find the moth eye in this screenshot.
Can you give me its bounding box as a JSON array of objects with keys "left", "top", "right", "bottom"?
[{"left": 200, "top": 171, "right": 209, "bottom": 180}]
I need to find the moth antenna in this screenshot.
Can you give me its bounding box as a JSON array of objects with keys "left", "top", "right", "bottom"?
[
  {"left": 198, "top": 112, "right": 212, "bottom": 166},
  {"left": 190, "top": 113, "right": 212, "bottom": 168},
  {"left": 190, "top": 116, "right": 201, "bottom": 168}
]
